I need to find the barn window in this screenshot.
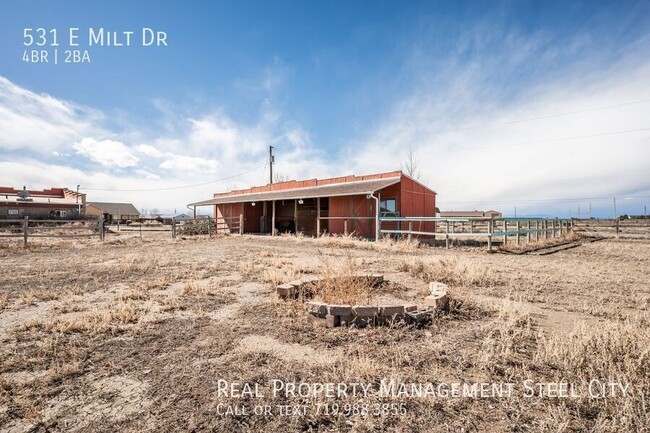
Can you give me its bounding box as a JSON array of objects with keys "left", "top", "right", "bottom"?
[
  {"left": 8, "top": 209, "right": 19, "bottom": 215},
  {"left": 380, "top": 198, "right": 398, "bottom": 216}
]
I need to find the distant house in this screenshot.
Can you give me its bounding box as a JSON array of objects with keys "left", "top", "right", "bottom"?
[
  {"left": 0, "top": 186, "right": 85, "bottom": 219},
  {"left": 159, "top": 213, "right": 208, "bottom": 224},
  {"left": 439, "top": 210, "right": 502, "bottom": 218},
  {"left": 86, "top": 202, "right": 140, "bottom": 222}
]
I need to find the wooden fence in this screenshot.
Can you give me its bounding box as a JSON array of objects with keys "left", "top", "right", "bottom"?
[
  {"left": 571, "top": 218, "right": 650, "bottom": 237},
  {"left": 379, "top": 217, "right": 573, "bottom": 251},
  {"left": 214, "top": 215, "right": 243, "bottom": 235},
  {"left": 0, "top": 217, "right": 104, "bottom": 245}
]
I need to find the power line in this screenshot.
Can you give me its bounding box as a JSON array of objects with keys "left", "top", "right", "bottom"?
[
  {"left": 420, "top": 126, "right": 650, "bottom": 155},
  {"left": 423, "top": 97, "right": 650, "bottom": 137},
  {"left": 81, "top": 165, "right": 265, "bottom": 192},
  {"left": 439, "top": 195, "right": 649, "bottom": 204}
]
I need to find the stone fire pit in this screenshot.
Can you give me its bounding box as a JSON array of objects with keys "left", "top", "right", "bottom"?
[{"left": 276, "top": 275, "right": 449, "bottom": 328}]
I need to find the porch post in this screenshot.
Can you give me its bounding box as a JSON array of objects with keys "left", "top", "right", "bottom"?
[
  {"left": 294, "top": 199, "right": 298, "bottom": 234},
  {"left": 271, "top": 200, "right": 276, "bottom": 236},
  {"left": 316, "top": 197, "right": 321, "bottom": 236}
]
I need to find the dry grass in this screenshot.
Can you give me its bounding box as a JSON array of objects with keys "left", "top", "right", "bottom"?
[
  {"left": 313, "top": 232, "right": 420, "bottom": 253},
  {"left": 0, "top": 292, "right": 9, "bottom": 311},
  {"left": 530, "top": 315, "right": 650, "bottom": 431},
  {"left": 0, "top": 234, "right": 648, "bottom": 432},
  {"left": 398, "top": 256, "right": 504, "bottom": 287},
  {"left": 311, "top": 252, "right": 377, "bottom": 305},
  {"left": 21, "top": 299, "right": 147, "bottom": 336},
  {"left": 499, "top": 231, "right": 581, "bottom": 253}
]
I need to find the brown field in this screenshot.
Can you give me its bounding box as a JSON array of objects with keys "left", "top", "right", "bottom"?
[{"left": 0, "top": 232, "right": 649, "bottom": 432}]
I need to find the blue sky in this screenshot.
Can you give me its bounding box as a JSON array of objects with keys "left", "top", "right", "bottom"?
[{"left": 1, "top": 0, "right": 649, "bottom": 216}]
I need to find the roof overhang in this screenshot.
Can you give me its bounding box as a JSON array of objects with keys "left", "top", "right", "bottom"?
[{"left": 189, "top": 177, "right": 401, "bottom": 207}]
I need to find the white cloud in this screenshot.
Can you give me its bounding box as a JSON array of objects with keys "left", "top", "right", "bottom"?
[
  {"left": 159, "top": 155, "right": 220, "bottom": 173},
  {"left": 136, "top": 144, "right": 163, "bottom": 158},
  {"left": 73, "top": 137, "right": 139, "bottom": 168},
  {"left": 347, "top": 29, "right": 650, "bottom": 216},
  {"left": 0, "top": 76, "right": 104, "bottom": 153}
]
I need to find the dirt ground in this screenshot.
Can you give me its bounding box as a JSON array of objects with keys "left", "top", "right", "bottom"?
[{"left": 0, "top": 232, "right": 648, "bottom": 432}]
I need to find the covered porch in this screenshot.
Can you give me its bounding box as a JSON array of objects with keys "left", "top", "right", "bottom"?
[{"left": 188, "top": 176, "right": 402, "bottom": 239}]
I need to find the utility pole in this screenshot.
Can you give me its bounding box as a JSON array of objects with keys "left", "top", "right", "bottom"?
[{"left": 269, "top": 145, "right": 274, "bottom": 185}]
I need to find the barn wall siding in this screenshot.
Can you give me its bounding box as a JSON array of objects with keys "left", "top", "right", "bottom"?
[{"left": 213, "top": 172, "right": 436, "bottom": 239}]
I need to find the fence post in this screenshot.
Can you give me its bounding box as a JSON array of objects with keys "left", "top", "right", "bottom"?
[
  {"left": 616, "top": 217, "right": 620, "bottom": 237},
  {"left": 344, "top": 219, "right": 348, "bottom": 236},
  {"left": 487, "top": 219, "right": 493, "bottom": 252},
  {"left": 526, "top": 221, "right": 531, "bottom": 243},
  {"left": 544, "top": 220, "right": 548, "bottom": 240},
  {"left": 469, "top": 220, "right": 474, "bottom": 233},
  {"left": 408, "top": 221, "right": 412, "bottom": 241},
  {"left": 171, "top": 217, "right": 176, "bottom": 239},
  {"left": 23, "top": 216, "right": 29, "bottom": 246},
  {"left": 99, "top": 216, "right": 104, "bottom": 241},
  {"left": 445, "top": 221, "right": 450, "bottom": 249},
  {"left": 208, "top": 217, "right": 213, "bottom": 237},
  {"left": 239, "top": 214, "right": 244, "bottom": 235},
  {"left": 503, "top": 220, "right": 507, "bottom": 246},
  {"left": 516, "top": 221, "right": 521, "bottom": 245}
]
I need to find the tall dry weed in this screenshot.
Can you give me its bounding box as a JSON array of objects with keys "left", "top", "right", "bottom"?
[
  {"left": 532, "top": 315, "right": 650, "bottom": 431},
  {"left": 312, "top": 252, "right": 376, "bottom": 305},
  {"left": 398, "top": 257, "right": 503, "bottom": 287}
]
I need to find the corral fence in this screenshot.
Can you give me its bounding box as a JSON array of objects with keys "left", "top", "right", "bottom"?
[
  {"left": 214, "top": 215, "right": 243, "bottom": 235},
  {"left": 111, "top": 218, "right": 223, "bottom": 239},
  {"left": 378, "top": 217, "right": 574, "bottom": 251},
  {"left": 0, "top": 216, "right": 232, "bottom": 244},
  {"left": 0, "top": 216, "right": 105, "bottom": 245},
  {"left": 109, "top": 220, "right": 173, "bottom": 237},
  {"left": 571, "top": 217, "right": 650, "bottom": 238}
]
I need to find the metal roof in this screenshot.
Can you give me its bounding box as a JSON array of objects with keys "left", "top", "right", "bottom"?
[
  {"left": 87, "top": 202, "right": 140, "bottom": 215},
  {"left": 189, "top": 177, "right": 401, "bottom": 206}
]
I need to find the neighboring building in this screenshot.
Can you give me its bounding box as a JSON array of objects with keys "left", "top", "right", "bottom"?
[
  {"left": 86, "top": 202, "right": 140, "bottom": 222},
  {"left": 189, "top": 170, "right": 436, "bottom": 239},
  {"left": 439, "top": 210, "right": 502, "bottom": 218},
  {"left": 159, "top": 213, "right": 209, "bottom": 224},
  {"left": 0, "top": 186, "right": 85, "bottom": 219}
]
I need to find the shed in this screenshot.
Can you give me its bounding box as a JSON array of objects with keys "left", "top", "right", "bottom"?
[
  {"left": 86, "top": 202, "right": 140, "bottom": 223},
  {"left": 189, "top": 170, "right": 436, "bottom": 239}
]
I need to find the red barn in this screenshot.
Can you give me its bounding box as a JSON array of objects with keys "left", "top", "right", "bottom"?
[{"left": 190, "top": 170, "right": 436, "bottom": 240}]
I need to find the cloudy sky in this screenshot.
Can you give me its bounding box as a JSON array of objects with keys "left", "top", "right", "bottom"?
[{"left": 1, "top": 0, "right": 649, "bottom": 217}]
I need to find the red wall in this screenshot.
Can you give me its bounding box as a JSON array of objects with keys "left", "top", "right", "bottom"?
[
  {"left": 399, "top": 175, "right": 436, "bottom": 237},
  {"left": 328, "top": 195, "right": 375, "bottom": 238}
]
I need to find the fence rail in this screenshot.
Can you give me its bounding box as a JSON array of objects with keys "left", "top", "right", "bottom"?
[
  {"left": 0, "top": 217, "right": 105, "bottom": 245},
  {"left": 571, "top": 217, "right": 650, "bottom": 237},
  {"left": 214, "top": 215, "right": 243, "bottom": 235},
  {"left": 379, "top": 217, "right": 573, "bottom": 251}
]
